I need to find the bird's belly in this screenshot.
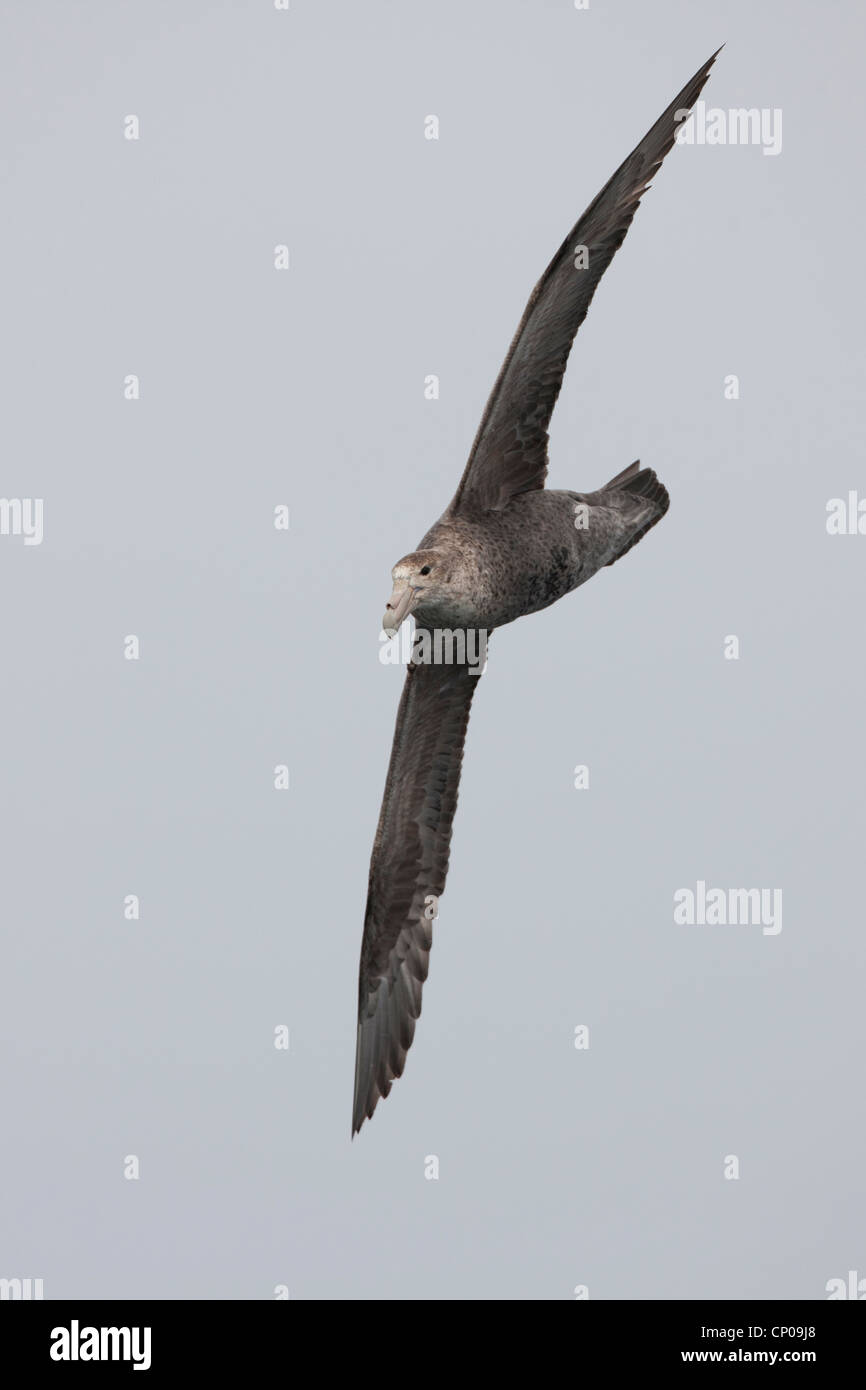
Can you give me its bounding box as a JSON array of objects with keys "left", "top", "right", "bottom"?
[
  {"left": 451, "top": 541, "right": 584, "bottom": 629},
  {"left": 510, "top": 544, "right": 585, "bottom": 618},
  {"left": 416, "top": 498, "right": 595, "bottom": 631}
]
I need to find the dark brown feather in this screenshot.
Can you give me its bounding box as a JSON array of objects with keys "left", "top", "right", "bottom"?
[
  {"left": 353, "top": 653, "right": 481, "bottom": 1134},
  {"left": 449, "top": 49, "right": 721, "bottom": 516}
]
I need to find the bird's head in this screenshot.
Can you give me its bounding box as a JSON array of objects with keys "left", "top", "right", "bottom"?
[{"left": 382, "top": 549, "right": 452, "bottom": 636}]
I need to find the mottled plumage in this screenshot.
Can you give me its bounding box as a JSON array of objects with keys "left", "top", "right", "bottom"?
[{"left": 353, "top": 50, "right": 720, "bottom": 1135}]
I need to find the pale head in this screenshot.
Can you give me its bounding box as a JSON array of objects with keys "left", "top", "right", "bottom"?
[{"left": 382, "top": 549, "right": 450, "bottom": 636}]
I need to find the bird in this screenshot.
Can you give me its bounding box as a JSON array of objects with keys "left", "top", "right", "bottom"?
[{"left": 352, "top": 49, "right": 720, "bottom": 1135}]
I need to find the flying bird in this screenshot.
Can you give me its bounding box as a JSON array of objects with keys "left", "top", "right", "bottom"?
[{"left": 353, "top": 50, "right": 720, "bottom": 1134}]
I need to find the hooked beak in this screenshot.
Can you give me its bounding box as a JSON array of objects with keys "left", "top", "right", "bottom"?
[{"left": 382, "top": 584, "right": 421, "bottom": 637}]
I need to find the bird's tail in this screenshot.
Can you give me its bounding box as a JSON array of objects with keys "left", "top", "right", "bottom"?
[{"left": 601, "top": 459, "right": 669, "bottom": 565}]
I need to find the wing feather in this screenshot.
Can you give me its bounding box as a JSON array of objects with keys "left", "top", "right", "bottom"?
[
  {"left": 449, "top": 49, "right": 720, "bottom": 516},
  {"left": 353, "top": 653, "right": 481, "bottom": 1134}
]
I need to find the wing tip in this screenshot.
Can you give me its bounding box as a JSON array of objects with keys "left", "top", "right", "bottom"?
[
  {"left": 681, "top": 46, "right": 723, "bottom": 109},
  {"left": 694, "top": 44, "right": 725, "bottom": 92},
  {"left": 352, "top": 1011, "right": 389, "bottom": 1138},
  {"left": 351, "top": 1083, "right": 382, "bottom": 1138}
]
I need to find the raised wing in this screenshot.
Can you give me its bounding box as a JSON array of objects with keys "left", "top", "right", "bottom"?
[
  {"left": 353, "top": 655, "right": 480, "bottom": 1135},
  {"left": 449, "top": 48, "right": 720, "bottom": 516}
]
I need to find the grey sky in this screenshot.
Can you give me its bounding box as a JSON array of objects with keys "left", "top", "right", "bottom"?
[{"left": 0, "top": 0, "right": 863, "bottom": 1299}]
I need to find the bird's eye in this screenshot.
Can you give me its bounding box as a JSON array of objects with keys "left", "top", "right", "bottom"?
[{"left": 419, "top": 565, "right": 431, "bottom": 576}]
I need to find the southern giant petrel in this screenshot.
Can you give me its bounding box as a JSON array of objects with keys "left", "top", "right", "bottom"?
[{"left": 353, "top": 50, "right": 720, "bottom": 1134}]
